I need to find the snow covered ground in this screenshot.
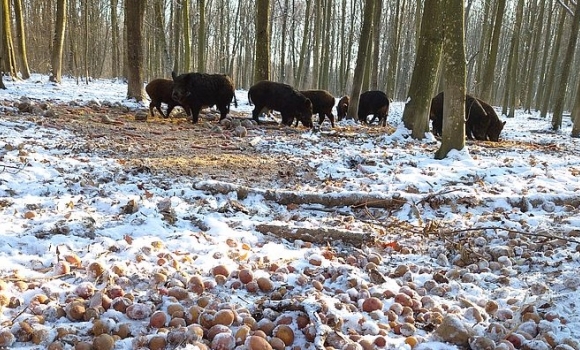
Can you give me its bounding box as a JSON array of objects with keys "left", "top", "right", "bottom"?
[{"left": 1, "top": 74, "right": 580, "bottom": 349}]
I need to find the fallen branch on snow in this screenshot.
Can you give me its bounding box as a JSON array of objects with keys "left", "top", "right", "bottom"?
[
  {"left": 194, "top": 180, "right": 406, "bottom": 210},
  {"left": 255, "top": 223, "right": 375, "bottom": 246}
]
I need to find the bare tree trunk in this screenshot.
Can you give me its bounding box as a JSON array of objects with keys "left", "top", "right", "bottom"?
[
  {"left": 83, "top": 0, "right": 89, "bottom": 83},
  {"left": 474, "top": 0, "right": 491, "bottom": 96},
  {"left": 435, "top": 0, "right": 465, "bottom": 160},
  {"left": 13, "top": 0, "right": 30, "bottom": 79},
  {"left": 153, "top": 0, "right": 169, "bottom": 77},
  {"left": 370, "top": 0, "right": 382, "bottom": 90},
  {"left": 311, "top": 2, "right": 321, "bottom": 87},
  {"left": 254, "top": 0, "right": 271, "bottom": 82},
  {"left": 296, "top": 0, "right": 311, "bottom": 88},
  {"left": 110, "top": 0, "right": 120, "bottom": 79},
  {"left": 346, "top": 0, "right": 375, "bottom": 120},
  {"left": 319, "top": 0, "right": 332, "bottom": 89},
  {"left": 182, "top": 0, "right": 191, "bottom": 72},
  {"left": 172, "top": 0, "right": 181, "bottom": 73},
  {"left": 337, "top": 0, "right": 347, "bottom": 93},
  {"left": 125, "top": 0, "right": 146, "bottom": 100},
  {"left": 540, "top": 7, "right": 566, "bottom": 119},
  {"left": 279, "top": 0, "right": 289, "bottom": 82},
  {"left": 402, "top": 0, "right": 443, "bottom": 139},
  {"left": 1, "top": 0, "right": 18, "bottom": 77},
  {"left": 505, "top": 0, "right": 524, "bottom": 118},
  {"left": 385, "top": 0, "right": 402, "bottom": 97},
  {"left": 535, "top": 0, "right": 555, "bottom": 112},
  {"left": 228, "top": 0, "right": 241, "bottom": 78},
  {"left": 480, "top": 0, "right": 507, "bottom": 103},
  {"left": 523, "top": 0, "right": 545, "bottom": 112},
  {"left": 551, "top": 1, "right": 580, "bottom": 131},
  {"left": 49, "top": 0, "right": 67, "bottom": 83},
  {"left": 572, "top": 77, "right": 580, "bottom": 137},
  {"left": 197, "top": 0, "right": 205, "bottom": 72}
]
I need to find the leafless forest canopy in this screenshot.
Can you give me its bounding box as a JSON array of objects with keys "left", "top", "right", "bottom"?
[{"left": 1, "top": 0, "right": 579, "bottom": 112}]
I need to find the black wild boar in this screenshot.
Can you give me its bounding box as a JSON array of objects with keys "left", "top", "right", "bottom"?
[
  {"left": 429, "top": 92, "right": 504, "bottom": 141},
  {"left": 300, "top": 90, "right": 336, "bottom": 128},
  {"left": 336, "top": 95, "right": 350, "bottom": 121},
  {"left": 146, "top": 78, "right": 187, "bottom": 118},
  {"left": 248, "top": 80, "right": 313, "bottom": 128},
  {"left": 358, "top": 91, "right": 390, "bottom": 127},
  {"left": 171, "top": 71, "right": 236, "bottom": 123},
  {"left": 473, "top": 99, "right": 505, "bottom": 141}
]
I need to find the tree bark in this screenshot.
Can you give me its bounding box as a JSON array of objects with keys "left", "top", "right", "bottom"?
[
  {"left": 254, "top": 0, "right": 271, "bottom": 82},
  {"left": 551, "top": 1, "right": 580, "bottom": 131},
  {"left": 182, "top": 0, "right": 191, "bottom": 72},
  {"left": 474, "top": 0, "right": 491, "bottom": 96},
  {"left": 296, "top": 0, "right": 311, "bottom": 88},
  {"left": 539, "top": 7, "right": 566, "bottom": 119},
  {"left": 110, "top": 0, "right": 120, "bottom": 78},
  {"left": 402, "top": 0, "right": 443, "bottom": 138},
  {"left": 523, "top": 0, "right": 545, "bottom": 112},
  {"left": 255, "top": 224, "right": 375, "bottom": 246},
  {"left": 346, "top": 0, "right": 375, "bottom": 119},
  {"left": 572, "top": 76, "right": 580, "bottom": 137},
  {"left": 193, "top": 180, "right": 406, "bottom": 210},
  {"left": 385, "top": 0, "right": 402, "bottom": 98},
  {"left": 435, "top": 0, "right": 466, "bottom": 160},
  {"left": 480, "top": 0, "right": 506, "bottom": 103},
  {"left": 1, "top": 0, "right": 18, "bottom": 77},
  {"left": 197, "top": 0, "right": 205, "bottom": 72},
  {"left": 152, "top": 0, "right": 169, "bottom": 77},
  {"left": 13, "top": 0, "right": 30, "bottom": 79},
  {"left": 505, "top": 0, "right": 524, "bottom": 118},
  {"left": 49, "top": 0, "right": 67, "bottom": 83},
  {"left": 125, "top": 0, "right": 146, "bottom": 100}
]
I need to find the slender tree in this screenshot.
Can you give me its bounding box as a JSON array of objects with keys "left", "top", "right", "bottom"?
[
  {"left": 402, "top": 0, "right": 443, "bottom": 139},
  {"left": 572, "top": 76, "right": 580, "bottom": 137},
  {"left": 523, "top": 0, "right": 546, "bottom": 112},
  {"left": 182, "top": 0, "right": 191, "bottom": 72},
  {"left": 254, "top": 0, "right": 271, "bottom": 82},
  {"left": 480, "top": 0, "right": 507, "bottom": 103},
  {"left": 435, "top": 0, "right": 466, "bottom": 159},
  {"left": 551, "top": 1, "right": 580, "bottom": 131},
  {"left": 370, "top": 0, "right": 382, "bottom": 90},
  {"left": 1, "top": 0, "right": 17, "bottom": 77},
  {"left": 125, "top": 0, "right": 146, "bottom": 100},
  {"left": 540, "top": 7, "right": 566, "bottom": 119},
  {"left": 110, "top": 0, "right": 120, "bottom": 78},
  {"left": 296, "top": 0, "right": 311, "bottom": 88},
  {"left": 346, "top": 0, "right": 375, "bottom": 119},
  {"left": 150, "top": 0, "right": 168, "bottom": 77},
  {"left": 474, "top": 0, "right": 492, "bottom": 95},
  {"left": 385, "top": 0, "right": 403, "bottom": 98},
  {"left": 504, "top": 0, "right": 525, "bottom": 118},
  {"left": 13, "top": 0, "right": 30, "bottom": 79},
  {"left": 49, "top": 0, "right": 67, "bottom": 83},
  {"left": 197, "top": 0, "right": 206, "bottom": 72},
  {"left": 319, "top": 0, "right": 332, "bottom": 89}
]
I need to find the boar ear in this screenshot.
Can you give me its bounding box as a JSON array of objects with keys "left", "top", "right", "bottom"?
[
  {"left": 171, "top": 71, "right": 178, "bottom": 80},
  {"left": 305, "top": 98, "right": 312, "bottom": 106}
]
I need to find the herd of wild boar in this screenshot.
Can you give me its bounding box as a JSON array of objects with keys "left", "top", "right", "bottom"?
[{"left": 146, "top": 72, "right": 505, "bottom": 141}]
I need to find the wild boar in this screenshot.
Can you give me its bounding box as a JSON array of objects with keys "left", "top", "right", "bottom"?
[
  {"left": 171, "top": 71, "right": 236, "bottom": 123},
  {"left": 248, "top": 80, "right": 313, "bottom": 128}
]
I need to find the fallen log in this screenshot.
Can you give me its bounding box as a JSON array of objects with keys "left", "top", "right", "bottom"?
[
  {"left": 194, "top": 180, "right": 406, "bottom": 210},
  {"left": 255, "top": 223, "right": 375, "bottom": 246}
]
